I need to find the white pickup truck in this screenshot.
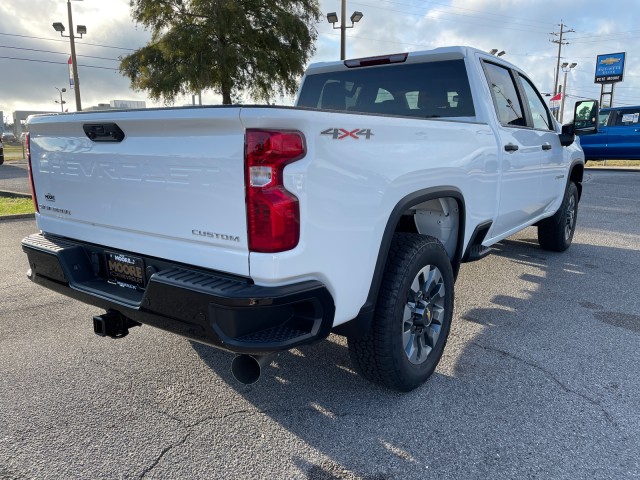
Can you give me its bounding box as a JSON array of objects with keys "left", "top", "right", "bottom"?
[{"left": 22, "top": 46, "right": 598, "bottom": 391}]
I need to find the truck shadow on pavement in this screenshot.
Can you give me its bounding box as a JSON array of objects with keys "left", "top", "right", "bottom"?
[
  {"left": 190, "top": 232, "right": 640, "bottom": 479},
  {"left": 191, "top": 330, "right": 456, "bottom": 478}
]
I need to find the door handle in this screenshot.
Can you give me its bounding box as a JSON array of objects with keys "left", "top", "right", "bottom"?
[
  {"left": 504, "top": 143, "right": 519, "bottom": 152},
  {"left": 542, "top": 143, "right": 552, "bottom": 150}
]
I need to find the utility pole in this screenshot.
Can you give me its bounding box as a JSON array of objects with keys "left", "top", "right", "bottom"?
[
  {"left": 550, "top": 22, "right": 574, "bottom": 96},
  {"left": 66, "top": 0, "right": 81, "bottom": 111}
]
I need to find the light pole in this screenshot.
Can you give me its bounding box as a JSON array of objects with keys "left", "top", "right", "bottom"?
[
  {"left": 327, "top": 1, "right": 363, "bottom": 60},
  {"left": 52, "top": 0, "right": 86, "bottom": 111},
  {"left": 559, "top": 62, "right": 577, "bottom": 123},
  {"left": 55, "top": 87, "right": 67, "bottom": 112}
]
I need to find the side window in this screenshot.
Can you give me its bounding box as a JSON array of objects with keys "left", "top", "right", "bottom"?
[
  {"left": 519, "top": 75, "right": 553, "bottom": 130},
  {"left": 483, "top": 62, "right": 525, "bottom": 127},
  {"left": 615, "top": 110, "right": 640, "bottom": 126},
  {"left": 598, "top": 112, "right": 610, "bottom": 127}
]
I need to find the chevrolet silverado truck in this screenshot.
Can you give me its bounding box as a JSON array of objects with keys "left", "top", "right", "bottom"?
[
  {"left": 580, "top": 105, "right": 640, "bottom": 161},
  {"left": 22, "top": 47, "right": 598, "bottom": 391}
]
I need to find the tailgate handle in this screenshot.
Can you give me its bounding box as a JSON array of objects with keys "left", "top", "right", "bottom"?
[{"left": 83, "top": 123, "right": 125, "bottom": 142}]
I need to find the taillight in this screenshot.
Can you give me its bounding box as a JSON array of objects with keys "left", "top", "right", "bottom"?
[
  {"left": 245, "top": 129, "right": 305, "bottom": 253},
  {"left": 26, "top": 133, "right": 39, "bottom": 213}
]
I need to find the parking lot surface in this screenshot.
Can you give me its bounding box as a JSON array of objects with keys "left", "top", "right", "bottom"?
[
  {"left": 0, "top": 161, "right": 30, "bottom": 195},
  {"left": 1, "top": 170, "right": 639, "bottom": 479}
]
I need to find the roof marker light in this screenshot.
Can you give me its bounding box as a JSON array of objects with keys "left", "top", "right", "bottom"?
[{"left": 344, "top": 53, "right": 408, "bottom": 68}]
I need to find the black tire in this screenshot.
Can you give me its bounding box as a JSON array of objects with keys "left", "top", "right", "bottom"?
[
  {"left": 537, "top": 181, "right": 579, "bottom": 252},
  {"left": 348, "top": 233, "right": 454, "bottom": 392}
]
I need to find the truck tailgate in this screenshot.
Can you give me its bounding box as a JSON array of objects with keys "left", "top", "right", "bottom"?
[{"left": 28, "top": 107, "right": 250, "bottom": 276}]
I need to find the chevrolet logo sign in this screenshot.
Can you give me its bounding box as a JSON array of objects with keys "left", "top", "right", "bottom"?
[{"left": 599, "top": 57, "right": 621, "bottom": 66}]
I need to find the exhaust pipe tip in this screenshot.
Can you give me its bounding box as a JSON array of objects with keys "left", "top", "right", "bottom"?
[{"left": 231, "top": 354, "right": 271, "bottom": 385}]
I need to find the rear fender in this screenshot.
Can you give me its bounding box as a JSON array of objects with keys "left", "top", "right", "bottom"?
[{"left": 333, "top": 187, "right": 465, "bottom": 339}]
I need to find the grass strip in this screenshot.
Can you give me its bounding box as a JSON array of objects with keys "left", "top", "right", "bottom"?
[
  {"left": 2, "top": 144, "right": 26, "bottom": 161},
  {"left": 0, "top": 197, "right": 35, "bottom": 216},
  {"left": 586, "top": 160, "right": 640, "bottom": 167}
]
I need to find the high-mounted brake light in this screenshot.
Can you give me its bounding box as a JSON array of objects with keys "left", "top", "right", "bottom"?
[
  {"left": 344, "top": 53, "right": 408, "bottom": 68},
  {"left": 245, "top": 129, "right": 305, "bottom": 253},
  {"left": 25, "top": 133, "right": 39, "bottom": 213}
]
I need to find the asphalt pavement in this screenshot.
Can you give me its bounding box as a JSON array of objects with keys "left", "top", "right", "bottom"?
[
  {"left": 0, "top": 161, "right": 30, "bottom": 196},
  {"left": 0, "top": 170, "right": 639, "bottom": 479}
]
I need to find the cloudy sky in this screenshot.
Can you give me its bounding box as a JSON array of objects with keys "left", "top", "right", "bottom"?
[{"left": 1, "top": 0, "right": 639, "bottom": 123}]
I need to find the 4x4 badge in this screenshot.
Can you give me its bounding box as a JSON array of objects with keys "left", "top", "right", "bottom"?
[{"left": 321, "top": 128, "right": 374, "bottom": 140}]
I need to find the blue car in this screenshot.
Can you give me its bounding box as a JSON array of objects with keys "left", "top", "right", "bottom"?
[{"left": 580, "top": 105, "right": 640, "bottom": 161}]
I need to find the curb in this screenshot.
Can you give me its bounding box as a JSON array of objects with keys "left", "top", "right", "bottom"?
[
  {"left": 0, "top": 213, "right": 35, "bottom": 221},
  {"left": 0, "top": 190, "right": 32, "bottom": 198}
]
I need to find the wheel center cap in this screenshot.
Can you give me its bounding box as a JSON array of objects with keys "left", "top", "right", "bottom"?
[{"left": 413, "top": 301, "right": 432, "bottom": 327}]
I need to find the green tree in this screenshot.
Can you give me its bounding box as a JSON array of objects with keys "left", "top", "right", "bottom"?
[{"left": 120, "top": 0, "right": 321, "bottom": 105}]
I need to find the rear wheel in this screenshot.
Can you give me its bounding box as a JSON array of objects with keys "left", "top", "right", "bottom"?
[
  {"left": 348, "top": 233, "right": 454, "bottom": 392},
  {"left": 538, "top": 181, "right": 579, "bottom": 252}
]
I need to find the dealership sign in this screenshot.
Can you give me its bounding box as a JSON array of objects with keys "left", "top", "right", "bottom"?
[{"left": 594, "top": 52, "right": 626, "bottom": 84}]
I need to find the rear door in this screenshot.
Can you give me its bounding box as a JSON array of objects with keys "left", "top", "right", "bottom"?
[
  {"left": 606, "top": 108, "right": 640, "bottom": 159},
  {"left": 482, "top": 61, "right": 546, "bottom": 237},
  {"left": 516, "top": 73, "right": 565, "bottom": 213}
]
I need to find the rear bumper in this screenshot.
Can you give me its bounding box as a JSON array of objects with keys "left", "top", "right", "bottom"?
[{"left": 22, "top": 233, "right": 335, "bottom": 354}]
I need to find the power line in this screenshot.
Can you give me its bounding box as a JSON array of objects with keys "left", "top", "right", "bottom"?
[
  {"left": 0, "top": 31, "right": 136, "bottom": 52},
  {"left": 0, "top": 44, "right": 120, "bottom": 62},
  {"left": 352, "top": 0, "right": 552, "bottom": 30},
  {"left": 570, "top": 29, "right": 640, "bottom": 41},
  {"left": 570, "top": 36, "right": 640, "bottom": 45},
  {"left": 570, "top": 87, "right": 640, "bottom": 104},
  {"left": 0, "top": 55, "right": 119, "bottom": 71},
  {"left": 348, "top": 1, "right": 550, "bottom": 34},
  {"left": 323, "top": 30, "right": 431, "bottom": 50}
]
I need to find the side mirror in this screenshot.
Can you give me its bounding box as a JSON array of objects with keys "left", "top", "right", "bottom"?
[
  {"left": 573, "top": 100, "right": 599, "bottom": 135},
  {"left": 559, "top": 123, "right": 575, "bottom": 147}
]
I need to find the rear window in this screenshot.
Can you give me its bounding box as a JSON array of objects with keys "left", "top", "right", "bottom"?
[{"left": 297, "top": 60, "right": 475, "bottom": 119}]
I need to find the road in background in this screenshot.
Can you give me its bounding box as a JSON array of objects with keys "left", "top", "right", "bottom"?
[{"left": 0, "top": 170, "right": 639, "bottom": 479}]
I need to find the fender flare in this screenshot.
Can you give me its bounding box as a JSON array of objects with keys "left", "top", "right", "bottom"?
[
  {"left": 568, "top": 159, "right": 584, "bottom": 200},
  {"left": 333, "top": 186, "right": 466, "bottom": 339}
]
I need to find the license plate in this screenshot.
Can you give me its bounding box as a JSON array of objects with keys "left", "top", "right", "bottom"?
[{"left": 106, "top": 252, "right": 145, "bottom": 290}]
